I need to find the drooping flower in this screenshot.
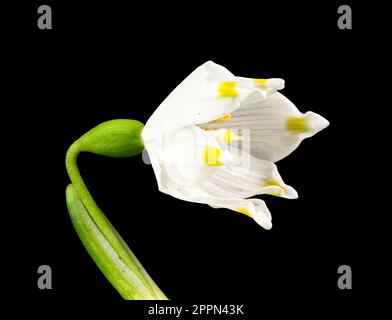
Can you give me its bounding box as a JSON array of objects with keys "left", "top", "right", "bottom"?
[
  {"left": 65, "top": 61, "right": 329, "bottom": 299},
  {"left": 142, "top": 61, "right": 329, "bottom": 229}
]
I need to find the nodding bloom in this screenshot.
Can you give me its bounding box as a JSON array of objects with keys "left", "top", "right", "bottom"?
[{"left": 142, "top": 61, "right": 329, "bottom": 229}]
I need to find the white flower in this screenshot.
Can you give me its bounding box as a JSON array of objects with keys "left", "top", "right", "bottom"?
[{"left": 142, "top": 61, "right": 329, "bottom": 229}]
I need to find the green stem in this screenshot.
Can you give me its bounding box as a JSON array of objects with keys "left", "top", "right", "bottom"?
[{"left": 66, "top": 141, "right": 167, "bottom": 300}]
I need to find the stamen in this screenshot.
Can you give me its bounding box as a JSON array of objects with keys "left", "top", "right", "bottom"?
[{"left": 262, "top": 179, "right": 286, "bottom": 197}]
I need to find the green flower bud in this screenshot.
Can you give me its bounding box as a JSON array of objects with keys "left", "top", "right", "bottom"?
[
  {"left": 76, "top": 119, "right": 144, "bottom": 158},
  {"left": 65, "top": 118, "right": 167, "bottom": 300}
]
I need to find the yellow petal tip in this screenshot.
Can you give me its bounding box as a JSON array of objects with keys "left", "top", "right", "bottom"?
[
  {"left": 286, "top": 116, "right": 309, "bottom": 133},
  {"left": 236, "top": 207, "right": 252, "bottom": 217}
]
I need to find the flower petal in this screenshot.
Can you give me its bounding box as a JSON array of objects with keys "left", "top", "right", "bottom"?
[
  {"left": 145, "top": 143, "right": 294, "bottom": 229},
  {"left": 142, "top": 61, "right": 286, "bottom": 143},
  {"left": 237, "top": 76, "right": 285, "bottom": 99},
  {"left": 207, "top": 198, "right": 273, "bottom": 229},
  {"left": 201, "top": 91, "right": 329, "bottom": 162},
  {"left": 145, "top": 126, "right": 236, "bottom": 186},
  {"left": 142, "top": 61, "right": 241, "bottom": 142},
  {"left": 155, "top": 170, "right": 273, "bottom": 229},
  {"left": 199, "top": 150, "right": 298, "bottom": 199}
]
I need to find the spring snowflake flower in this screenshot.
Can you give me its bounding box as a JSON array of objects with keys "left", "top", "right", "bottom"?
[{"left": 142, "top": 61, "right": 328, "bottom": 229}]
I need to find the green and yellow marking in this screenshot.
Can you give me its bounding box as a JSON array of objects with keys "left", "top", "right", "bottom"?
[
  {"left": 286, "top": 116, "right": 309, "bottom": 133},
  {"left": 218, "top": 82, "right": 238, "bottom": 98},
  {"left": 212, "top": 114, "right": 232, "bottom": 123},
  {"left": 222, "top": 129, "right": 242, "bottom": 144},
  {"left": 262, "top": 179, "right": 286, "bottom": 197},
  {"left": 252, "top": 78, "right": 268, "bottom": 85},
  {"left": 236, "top": 207, "right": 253, "bottom": 217},
  {"left": 204, "top": 147, "right": 224, "bottom": 166}
]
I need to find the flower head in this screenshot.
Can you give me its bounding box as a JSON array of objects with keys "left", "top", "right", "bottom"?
[{"left": 142, "top": 61, "right": 328, "bottom": 229}]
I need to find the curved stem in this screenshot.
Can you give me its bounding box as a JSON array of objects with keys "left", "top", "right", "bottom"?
[{"left": 66, "top": 141, "right": 167, "bottom": 300}]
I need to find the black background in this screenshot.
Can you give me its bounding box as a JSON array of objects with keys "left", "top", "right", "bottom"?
[{"left": 7, "top": 0, "right": 388, "bottom": 316}]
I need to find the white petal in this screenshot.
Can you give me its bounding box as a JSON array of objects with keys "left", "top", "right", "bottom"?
[
  {"left": 206, "top": 197, "right": 273, "bottom": 229},
  {"left": 142, "top": 61, "right": 287, "bottom": 144},
  {"left": 237, "top": 77, "right": 285, "bottom": 99},
  {"left": 142, "top": 61, "right": 240, "bottom": 142},
  {"left": 143, "top": 141, "right": 163, "bottom": 189},
  {"left": 145, "top": 142, "right": 295, "bottom": 229},
  {"left": 201, "top": 91, "right": 329, "bottom": 162},
  {"left": 145, "top": 126, "right": 235, "bottom": 186},
  {"left": 156, "top": 170, "right": 274, "bottom": 229},
  {"left": 199, "top": 150, "right": 298, "bottom": 199}
]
